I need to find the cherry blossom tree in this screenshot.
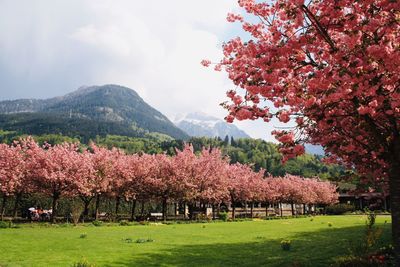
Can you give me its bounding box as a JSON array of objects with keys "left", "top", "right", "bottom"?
[
  {"left": 86, "top": 144, "right": 121, "bottom": 220},
  {"left": 0, "top": 138, "right": 41, "bottom": 220},
  {"left": 108, "top": 151, "right": 132, "bottom": 218},
  {"left": 173, "top": 144, "right": 200, "bottom": 219},
  {"left": 188, "top": 148, "right": 229, "bottom": 213},
  {"left": 145, "top": 153, "right": 182, "bottom": 221},
  {"left": 261, "top": 176, "right": 281, "bottom": 216},
  {"left": 124, "top": 153, "right": 156, "bottom": 221},
  {"left": 0, "top": 144, "right": 22, "bottom": 220},
  {"left": 207, "top": 0, "right": 400, "bottom": 260},
  {"left": 29, "top": 142, "right": 91, "bottom": 223},
  {"left": 226, "top": 163, "right": 253, "bottom": 220},
  {"left": 247, "top": 170, "right": 265, "bottom": 218}
]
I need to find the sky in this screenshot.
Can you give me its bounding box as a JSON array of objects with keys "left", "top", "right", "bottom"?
[{"left": 0, "top": 0, "right": 278, "bottom": 141}]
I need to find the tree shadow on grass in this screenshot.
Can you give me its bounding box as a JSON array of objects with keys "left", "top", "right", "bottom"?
[{"left": 109, "top": 224, "right": 391, "bottom": 267}]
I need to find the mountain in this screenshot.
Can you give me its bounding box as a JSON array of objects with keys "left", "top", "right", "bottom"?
[
  {"left": 174, "top": 112, "right": 250, "bottom": 139},
  {"left": 0, "top": 85, "right": 189, "bottom": 141},
  {"left": 305, "top": 144, "right": 325, "bottom": 156}
]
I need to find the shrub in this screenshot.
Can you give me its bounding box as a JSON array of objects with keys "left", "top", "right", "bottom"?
[
  {"left": 72, "top": 259, "right": 96, "bottom": 267},
  {"left": 134, "top": 238, "right": 154, "bottom": 244},
  {"left": 123, "top": 238, "right": 133, "bottom": 243},
  {"left": 119, "top": 220, "right": 130, "bottom": 226},
  {"left": 364, "top": 213, "right": 383, "bottom": 252},
  {"left": 326, "top": 204, "right": 355, "bottom": 215},
  {"left": 219, "top": 212, "right": 229, "bottom": 222},
  {"left": 334, "top": 255, "right": 370, "bottom": 267},
  {"left": 281, "top": 240, "right": 291, "bottom": 251},
  {"left": 334, "top": 254, "right": 390, "bottom": 267},
  {"left": 0, "top": 221, "right": 9, "bottom": 229},
  {"left": 79, "top": 233, "right": 87, "bottom": 239},
  {"left": 92, "top": 220, "right": 103, "bottom": 227},
  {"left": 328, "top": 222, "right": 333, "bottom": 227},
  {"left": 196, "top": 213, "right": 212, "bottom": 222}
]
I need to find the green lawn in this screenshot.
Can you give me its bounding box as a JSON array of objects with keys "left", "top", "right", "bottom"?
[{"left": 0, "top": 215, "right": 392, "bottom": 267}]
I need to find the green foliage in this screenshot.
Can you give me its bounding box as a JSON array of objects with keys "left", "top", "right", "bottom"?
[
  {"left": 340, "top": 212, "right": 386, "bottom": 266},
  {"left": 364, "top": 213, "right": 383, "bottom": 252},
  {"left": 0, "top": 221, "right": 9, "bottom": 229},
  {"left": 0, "top": 113, "right": 145, "bottom": 143},
  {"left": 326, "top": 204, "right": 356, "bottom": 215},
  {"left": 219, "top": 212, "right": 229, "bottom": 222},
  {"left": 71, "top": 259, "right": 96, "bottom": 267},
  {"left": 123, "top": 238, "right": 133, "bottom": 243},
  {"left": 281, "top": 240, "right": 291, "bottom": 251},
  {"left": 119, "top": 220, "right": 130, "bottom": 226},
  {"left": 95, "top": 135, "right": 163, "bottom": 154},
  {"left": 334, "top": 255, "right": 374, "bottom": 267},
  {"left": 33, "top": 134, "right": 80, "bottom": 145},
  {"left": 135, "top": 238, "right": 154, "bottom": 244},
  {"left": 79, "top": 233, "right": 88, "bottom": 239},
  {"left": 92, "top": 220, "right": 103, "bottom": 227},
  {"left": 334, "top": 245, "right": 394, "bottom": 267}
]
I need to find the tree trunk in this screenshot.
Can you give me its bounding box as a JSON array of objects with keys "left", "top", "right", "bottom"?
[
  {"left": 140, "top": 201, "right": 145, "bottom": 218},
  {"left": 162, "top": 197, "right": 167, "bottom": 222},
  {"left": 250, "top": 202, "right": 254, "bottom": 218},
  {"left": 13, "top": 193, "right": 22, "bottom": 219},
  {"left": 51, "top": 192, "right": 60, "bottom": 223},
  {"left": 94, "top": 194, "right": 101, "bottom": 220},
  {"left": 174, "top": 203, "right": 178, "bottom": 220},
  {"left": 389, "top": 158, "right": 400, "bottom": 265},
  {"left": 291, "top": 202, "right": 295, "bottom": 216},
  {"left": 1, "top": 195, "right": 7, "bottom": 221},
  {"left": 80, "top": 196, "right": 92, "bottom": 223},
  {"left": 130, "top": 199, "right": 136, "bottom": 221},
  {"left": 83, "top": 200, "right": 89, "bottom": 223},
  {"left": 383, "top": 196, "right": 387, "bottom": 211},
  {"left": 265, "top": 202, "right": 269, "bottom": 217},
  {"left": 280, "top": 203, "right": 283, "bottom": 217},
  {"left": 115, "top": 196, "right": 121, "bottom": 219},
  {"left": 212, "top": 204, "right": 215, "bottom": 220},
  {"left": 231, "top": 203, "right": 236, "bottom": 220},
  {"left": 303, "top": 204, "right": 306, "bottom": 215},
  {"left": 188, "top": 204, "right": 194, "bottom": 220}
]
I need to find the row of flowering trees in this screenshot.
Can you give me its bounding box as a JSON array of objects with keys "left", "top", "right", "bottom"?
[{"left": 0, "top": 137, "right": 338, "bottom": 222}]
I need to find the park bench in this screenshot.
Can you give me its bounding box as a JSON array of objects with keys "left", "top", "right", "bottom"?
[{"left": 149, "top": 212, "right": 163, "bottom": 221}]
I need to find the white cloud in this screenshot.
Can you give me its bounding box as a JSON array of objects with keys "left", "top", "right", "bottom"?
[{"left": 0, "top": 0, "right": 277, "bottom": 141}]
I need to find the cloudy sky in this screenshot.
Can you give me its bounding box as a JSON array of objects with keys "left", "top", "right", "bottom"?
[{"left": 0, "top": 0, "right": 279, "bottom": 141}]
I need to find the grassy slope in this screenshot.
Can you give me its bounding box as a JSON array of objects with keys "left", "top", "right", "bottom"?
[{"left": 0, "top": 215, "right": 392, "bottom": 267}]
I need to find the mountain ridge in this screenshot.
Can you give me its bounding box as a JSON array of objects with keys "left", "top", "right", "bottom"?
[{"left": 0, "top": 84, "right": 189, "bottom": 140}]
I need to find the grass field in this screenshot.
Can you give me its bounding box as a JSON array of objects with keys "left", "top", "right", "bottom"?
[{"left": 0, "top": 215, "right": 392, "bottom": 267}]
